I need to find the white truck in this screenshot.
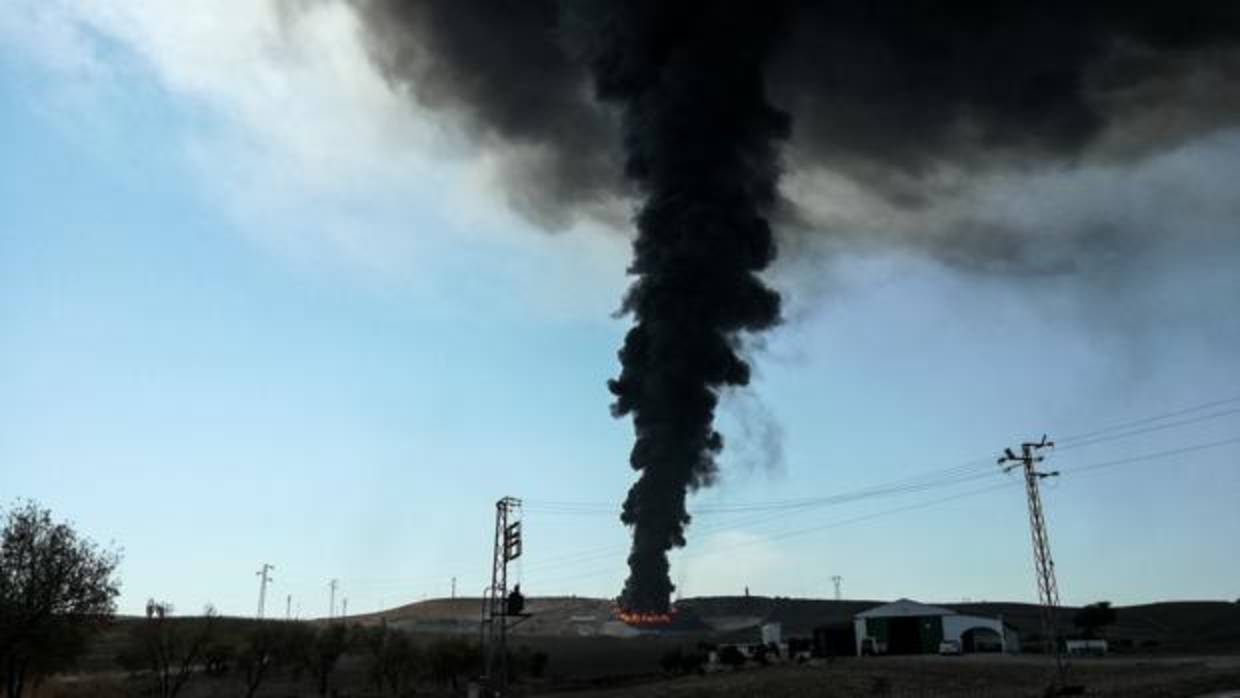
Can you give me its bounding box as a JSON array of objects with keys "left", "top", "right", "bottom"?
[{"left": 938, "top": 640, "right": 962, "bottom": 655}]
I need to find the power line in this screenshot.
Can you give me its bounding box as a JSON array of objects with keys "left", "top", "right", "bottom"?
[
  {"left": 524, "top": 458, "right": 995, "bottom": 515},
  {"left": 1055, "top": 393, "right": 1240, "bottom": 445},
  {"left": 348, "top": 433, "right": 1239, "bottom": 598},
  {"left": 523, "top": 481, "right": 1021, "bottom": 590},
  {"left": 526, "top": 392, "right": 1240, "bottom": 517},
  {"left": 523, "top": 430, "right": 1240, "bottom": 578},
  {"left": 518, "top": 471, "right": 996, "bottom": 575},
  {"left": 524, "top": 459, "right": 998, "bottom": 517},
  {"left": 276, "top": 426, "right": 1238, "bottom": 598},
  {"left": 999, "top": 436, "right": 1068, "bottom": 686},
  {"left": 1054, "top": 407, "right": 1240, "bottom": 452},
  {"left": 1060, "top": 435, "right": 1240, "bottom": 477},
  {"left": 521, "top": 434, "right": 1238, "bottom": 591},
  {"left": 281, "top": 408, "right": 1238, "bottom": 600}
]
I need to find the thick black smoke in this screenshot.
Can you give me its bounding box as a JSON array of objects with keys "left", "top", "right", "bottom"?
[
  {"left": 352, "top": 1, "right": 1240, "bottom": 238},
  {"left": 348, "top": 0, "right": 1240, "bottom": 612},
  {"left": 348, "top": 1, "right": 622, "bottom": 228},
  {"left": 587, "top": 2, "right": 790, "bottom": 611}
]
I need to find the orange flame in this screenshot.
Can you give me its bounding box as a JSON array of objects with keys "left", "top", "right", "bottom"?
[{"left": 616, "top": 607, "right": 676, "bottom": 625}]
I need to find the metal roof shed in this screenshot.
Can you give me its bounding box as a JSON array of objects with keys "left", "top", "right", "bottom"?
[{"left": 854, "top": 599, "right": 1019, "bottom": 655}]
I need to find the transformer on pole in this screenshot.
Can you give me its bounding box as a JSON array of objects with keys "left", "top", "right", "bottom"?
[
  {"left": 480, "top": 496, "right": 529, "bottom": 696},
  {"left": 999, "top": 435, "right": 1072, "bottom": 691}
]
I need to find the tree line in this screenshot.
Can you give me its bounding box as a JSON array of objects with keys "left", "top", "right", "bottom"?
[
  {"left": 1, "top": 500, "right": 545, "bottom": 697},
  {"left": 113, "top": 611, "right": 489, "bottom": 698}
]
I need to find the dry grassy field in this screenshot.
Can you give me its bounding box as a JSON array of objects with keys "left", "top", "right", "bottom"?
[
  {"left": 28, "top": 596, "right": 1240, "bottom": 697},
  {"left": 530, "top": 654, "right": 1240, "bottom": 698},
  {"left": 37, "top": 640, "right": 1240, "bottom": 698}
]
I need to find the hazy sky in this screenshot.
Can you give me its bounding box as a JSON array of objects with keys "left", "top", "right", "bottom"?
[{"left": 3, "top": 2, "right": 1237, "bottom": 618}]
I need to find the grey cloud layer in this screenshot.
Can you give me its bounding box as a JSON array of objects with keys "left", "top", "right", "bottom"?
[{"left": 349, "top": 1, "right": 1240, "bottom": 271}]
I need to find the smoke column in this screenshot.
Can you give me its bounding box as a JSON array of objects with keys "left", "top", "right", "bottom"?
[
  {"left": 348, "top": 0, "right": 1240, "bottom": 614},
  {"left": 584, "top": 2, "right": 790, "bottom": 612}
]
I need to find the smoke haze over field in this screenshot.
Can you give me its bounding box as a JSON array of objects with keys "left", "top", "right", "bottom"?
[{"left": 348, "top": 0, "right": 1240, "bottom": 611}]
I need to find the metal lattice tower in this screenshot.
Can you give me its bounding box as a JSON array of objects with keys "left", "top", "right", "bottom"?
[
  {"left": 831, "top": 575, "right": 842, "bottom": 601},
  {"left": 481, "top": 496, "right": 523, "bottom": 694},
  {"left": 999, "top": 435, "right": 1068, "bottom": 687}
]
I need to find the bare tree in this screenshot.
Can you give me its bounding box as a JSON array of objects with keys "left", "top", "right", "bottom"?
[
  {"left": 0, "top": 500, "right": 121, "bottom": 698},
  {"left": 426, "top": 637, "right": 481, "bottom": 693},
  {"left": 293, "top": 623, "right": 348, "bottom": 697},
  {"left": 124, "top": 602, "right": 218, "bottom": 698},
  {"left": 236, "top": 621, "right": 297, "bottom": 698},
  {"left": 356, "top": 622, "right": 421, "bottom": 696}
]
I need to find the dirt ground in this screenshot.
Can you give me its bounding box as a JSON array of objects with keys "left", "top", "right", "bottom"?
[
  {"left": 529, "top": 654, "right": 1240, "bottom": 698},
  {"left": 31, "top": 616, "right": 1240, "bottom": 698},
  {"left": 34, "top": 651, "right": 1240, "bottom": 697}
]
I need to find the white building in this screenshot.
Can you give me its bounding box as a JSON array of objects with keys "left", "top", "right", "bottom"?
[{"left": 853, "top": 598, "right": 1021, "bottom": 655}]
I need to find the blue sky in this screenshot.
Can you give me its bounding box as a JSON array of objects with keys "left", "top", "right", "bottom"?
[{"left": 2, "top": 2, "right": 1237, "bottom": 618}]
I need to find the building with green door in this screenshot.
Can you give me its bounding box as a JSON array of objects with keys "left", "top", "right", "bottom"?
[{"left": 853, "top": 599, "right": 1020, "bottom": 655}]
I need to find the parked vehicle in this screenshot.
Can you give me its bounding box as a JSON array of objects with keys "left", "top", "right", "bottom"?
[
  {"left": 1065, "top": 639, "right": 1108, "bottom": 656},
  {"left": 938, "top": 640, "right": 962, "bottom": 655}
]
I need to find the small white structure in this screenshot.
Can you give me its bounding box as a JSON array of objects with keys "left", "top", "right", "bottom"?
[
  {"left": 569, "top": 615, "right": 598, "bottom": 637},
  {"left": 1065, "top": 639, "right": 1107, "bottom": 656},
  {"left": 853, "top": 598, "right": 1021, "bottom": 656},
  {"left": 761, "top": 622, "right": 782, "bottom": 645}
]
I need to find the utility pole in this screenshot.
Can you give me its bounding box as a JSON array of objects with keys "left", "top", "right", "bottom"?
[
  {"left": 831, "top": 575, "right": 842, "bottom": 602},
  {"left": 286, "top": 594, "right": 292, "bottom": 621},
  {"left": 256, "top": 563, "right": 275, "bottom": 619},
  {"left": 452, "top": 576, "right": 457, "bottom": 599},
  {"left": 999, "top": 435, "right": 1069, "bottom": 690},
  {"left": 342, "top": 598, "right": 348, "bottom": 618},
  {"left": 481, "top": 496, "right": 527, "bottom": 695},
  {"left": 328, "top": 578, "right": 339, "bottom": 619}
]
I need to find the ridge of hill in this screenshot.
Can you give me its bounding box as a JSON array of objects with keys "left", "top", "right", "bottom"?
[{"left": 344, "top": 595, "right": 1240, "bottom": 649}]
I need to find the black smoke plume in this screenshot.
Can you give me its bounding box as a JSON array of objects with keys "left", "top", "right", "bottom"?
[
  {"left": 349, "top": 1, "right": 1240, "bottom": 612},
  {"left": 587, "top": 2, "right": 790, "bottom": 612}
]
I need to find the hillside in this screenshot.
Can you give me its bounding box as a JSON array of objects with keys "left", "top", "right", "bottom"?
[{"left": 350, "top": 595, "right": 1240, "bottom": 650}]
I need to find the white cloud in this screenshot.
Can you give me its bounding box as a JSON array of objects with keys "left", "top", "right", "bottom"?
[{"left": 4, "top": 0, "right": 629, "bottom": 317}]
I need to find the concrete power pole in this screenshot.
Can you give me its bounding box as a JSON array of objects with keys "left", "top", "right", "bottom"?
[
  {"left": 328, "top": 578, "right": 339, "bottom": 619},
  {"left": 256, "top": 563, "right": 275, "bottom": 619},
  {"left": 831, "top": 575, "right": 842, "bottom": 601},
  {"left": 999, "top": 435, "right": 1069, "bottom": 689},
  {"left": 286, "top": 594, "right": 292, "bottom": 621},
  {"left": 452, "top": 576, "right": 457, "bottom": 599},
  {"left": 342, "top": 598, "right": 348, "bottom": 618}
]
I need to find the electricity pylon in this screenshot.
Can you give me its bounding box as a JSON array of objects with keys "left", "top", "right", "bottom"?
[
  {"left": 481, "top": 496, "right": 527, "bottom": 695},
  {"left": 999, "top": 435, "right": 1069, "bottom": 688}
]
